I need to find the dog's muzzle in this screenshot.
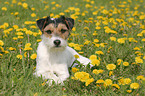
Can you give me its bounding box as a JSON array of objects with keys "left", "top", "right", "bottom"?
[{"left": 54, "top": 39, "right": 61, "bottom": 47}]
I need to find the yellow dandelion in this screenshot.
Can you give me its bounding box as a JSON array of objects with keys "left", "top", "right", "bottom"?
[
  {"left": 51, "top": 1, "right": 56, "bottom": 4},
  {"left": 16, "top": 32, "right": 23, "bottom": 36},
  {"left": 110, "top": 37, "right": 116, "bottom": 41},
  {"left": 117, "top": 38, "right": 125, "bottom": 44},
  {"left": 96, "top": 79, "right": 104, "bottom": 83},
  {"left": 0, "top": 40, "right": 4, "bottom": 46},
  {"left": 16, "top": 55, "right": 23, "bottom": 59},
  {"left": 95, "top": 51, "right": 104, "bottom": 55},
  {"left": 5, "top": 51, "right": 9, "bottom": 54},
  {"left": 130, "top": 83, "right": 139, "bottom": 89},
  {"left": 104, "top": 79, "right": 112, "bottom": 86},
  {"left": 126, "top": 90, "right": 132, "bottom": 93},
  {"left": 143, "top": 56, "right": 145, "bottom": 60},
  {"left": 13, "top": 37, "right": 18, "bottom": 40},
  {"left": 92, "top": 69, "right": 104, "bottom": 74},
  {"left": 135, "top": 57, "right": 143, "bottom": 63},
  {"left": 13, "top": 25, "right": 19, "bottom": 29},
  {"left": 91, "top": 59, "right": 100, "bottom": 66},
  {"left": 2, "top": 7, "right": 7, "bottom": 11},
  {"left": 109, "top": 71, "right": 114, "bottom": 76},
  {"left": 9, "top": 47, "right": 16, "bottom": 51},
  {"left": 74, "top": 54, "right": 79, "bottom": 59},
  {"left": 93, "top": 39, "right": 99, "bottom": 43},
  {"left": 106, "top": 64, "right": 116, "bottom": 70},
  {"left": 30, "top": 53, "right": 37, "bottom": 59},
  {"left": 89, "top": 55, "right": 97, "bottom": 60},
  {"left": 117, "top": 59, "right": 123, "bottom": 65},
  {"left": 24, "top": 43, "right": 32, "bottom": 51},
  {"left": 72, "top": 67, "right": 79, "bottom": 73},
  {"left": 37, "top": 39, "right": 42, "bottom": 42},
  {"left": 123, "top": 62, "right": 129, "bottom": 66},
  {"left": 74, "top": 46, "right": 81, "bottom": 50},
  {"left": 31, "top": 13, "right": 36, "bottom": 17},
  {"left": 124, "top": 78, "right": 131, "bottom": 84},
  {"left": 31, "top": 7, "right": 35, "bottom": 11},
  {"left": 111, "top": 84, "right": 120, "bottom": 89},
  {"left": 133, "top": 47, "right": 140, "bottom": 50},
  {"left": 142, "top": 38, "right": 145, "bottom": 42},
  {"left": 22, "top": 3, "right": 28, "bottom": 9},
  {"left": 136, "top": 75, "right": 144, "bottom": 80},
  {"left": 74, "top": 72, "right": 90, "bottom": 82},
  {"left": 85, "top": 78, "right": 94, "bottom": 86},
  {"left": 14, "top": 12, "right": 19, "bottom": 16}
]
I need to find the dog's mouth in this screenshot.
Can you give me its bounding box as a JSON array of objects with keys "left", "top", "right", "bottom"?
[{"left": 54, "top": 45, "right": 61, "bottom": 48}]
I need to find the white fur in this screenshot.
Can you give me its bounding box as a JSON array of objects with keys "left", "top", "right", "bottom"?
[{"left": 34, "top": 34, "right": 91, "bottom": 85}]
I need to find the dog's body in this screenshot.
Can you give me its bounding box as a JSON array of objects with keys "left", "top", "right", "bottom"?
[{"left": 34, "top": 16, "right": 91, "bottom": 85}]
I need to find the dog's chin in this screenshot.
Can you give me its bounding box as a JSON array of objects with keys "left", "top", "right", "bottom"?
[{"left": 49, "top": 46, "right": 66, "bottom": 52}]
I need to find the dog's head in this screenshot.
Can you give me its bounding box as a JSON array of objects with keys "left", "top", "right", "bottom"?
[{"left": 36, "top": 16, "right": 74, "bottom": 50}]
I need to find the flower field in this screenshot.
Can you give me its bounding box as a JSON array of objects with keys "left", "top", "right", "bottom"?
[{"left": 0, "top": 0, "right": 145, "bottom": 95}]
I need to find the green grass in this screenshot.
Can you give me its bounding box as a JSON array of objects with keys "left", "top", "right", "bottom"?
[{"left": 0, "top": 0, "right": 145, "bottom": 95}]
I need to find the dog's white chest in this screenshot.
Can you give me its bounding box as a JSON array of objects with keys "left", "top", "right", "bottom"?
[{"left": 48, "top": 49, "right": 74, "bottom": 67}]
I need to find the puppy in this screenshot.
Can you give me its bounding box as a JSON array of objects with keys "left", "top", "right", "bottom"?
[{"left": 34, "top": 16, "right": 91, "bottom": 85}]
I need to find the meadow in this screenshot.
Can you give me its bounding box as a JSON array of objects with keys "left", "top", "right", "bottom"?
[{"left": 0, "top": 0, "right": 145, "bottom": 95}]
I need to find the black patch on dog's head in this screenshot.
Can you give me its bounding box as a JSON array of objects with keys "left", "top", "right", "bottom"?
[{"left": 36, "top": 16, "right": 74, "bottom": 32}]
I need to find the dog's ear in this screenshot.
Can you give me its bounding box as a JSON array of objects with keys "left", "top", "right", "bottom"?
[
  {"left": 60, "top": 16, "right": 74, "bottom": 30},
  {"left": 36, "top": 16, "right": 50, "bottom": 31}
]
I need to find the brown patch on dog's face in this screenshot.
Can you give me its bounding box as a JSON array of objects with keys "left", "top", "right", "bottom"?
[{"left": 43, "top": 23, "right": 69, "bottom": 39}]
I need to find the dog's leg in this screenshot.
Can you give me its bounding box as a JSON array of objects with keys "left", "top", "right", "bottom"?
[
  {"left": 53, "top": 64, "right": 70, "bottom": 84},
  {"left": 67, "top": 46, "right": 92, "bottom": 67}
]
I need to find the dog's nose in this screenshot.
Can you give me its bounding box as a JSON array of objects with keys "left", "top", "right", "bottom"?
[{"left": 54, "top": 40, "right": 61, "bottom": 46}]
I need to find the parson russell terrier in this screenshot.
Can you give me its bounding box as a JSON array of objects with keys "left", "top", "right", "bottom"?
[{"left": 34, "top": 16, "right": 92, "bottom": 85}]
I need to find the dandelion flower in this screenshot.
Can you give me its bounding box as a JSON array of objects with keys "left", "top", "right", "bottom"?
[
  {"left": 24, "top": 43, "right": 32, "bottom": 51},
  {"left": 124, "top": 78, "right": 131, "bottom": 84},
  {"left": 130, "top": 83, "right": 139, "bottom": 89},
  {"left": 72, "top": 67, "right": 79, "bottom": 73},
  {"left": 91, "top": 59, "right": 100, "bottom": 66},
  {"left": 85, "top": 78, "right": 94, "bottom": 86},
  {"left": 16, "top": 55, "right": 23, "bottom": 59},
  {"left": 123, "top": 62, "right": 129, "bottom": 66},
  {"left": 9, "top": 47, "right": 16, "bottom": 51},
  {"left": 74, "top": 72, "right": 90, "bottom": 82},
  {"left": 136, "top": 75, "right": 144, "bottom": 80},
  {"left": 135, "top": 57, "right": 143, "bottom": 63},
  {"left": 95, "top": 51, "right": 104, "bottom": 55},
  {"left": 74, "top": 54, "right": 79, "bottom": 59},
  {"left": 92, "top": 69, "right": 104, "bottom": 74},
  {"left": 96, "top": 79, "right": 104, "bottom": 83},
  {"left": 89, "top": 55, "right": 97, "bottom": 60},
  {"left": 110, "top": 37, "right": 116, "bottom": 41},
  {"left": 117, "top": 38, "right": 125, "bottom": 44},
  {"left": 111, "top": 84, "right": 120, "bottom": 89},
  {"left": 93, "top": 39, "right": 99, "bottom": 43},
  {"left": 142, "top": 38, "right": 145, "bottom": 42},
  {"left": 0, "top": 40, "right": 4, "bottom": 46},
  {"left": 2, "top": 7, "right": 7, "bottom": 11},
  {"left": 104, "top": 79, "right": 112, "bottom": 86},
  {"left": 30, "top": 53, "right": 37, "bottom": 59},
  {"left": 117, "top": 59, "right": 123, "bottom": 65},
  {"left": 126, "top": 90, "right": 132, "bottom": 93},
  {"left": 109, "top": 71, "right": 114, "bottom": 76},
  {"left": 106, "top": 64, "right": 116, "bottom": 70},
  {"left": 31, "top": 13, "right": 36, "bottom": 17},
  {"left": 22, "top": 3, "right": 28, "bottom": 9}
]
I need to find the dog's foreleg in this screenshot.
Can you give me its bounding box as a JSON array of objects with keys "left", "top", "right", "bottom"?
[
  {"left": 53, "top": 64, "right": 70, "bottom": 84},
  {"left": 67, "top": 46, "right": 92, "bottom": 67}
]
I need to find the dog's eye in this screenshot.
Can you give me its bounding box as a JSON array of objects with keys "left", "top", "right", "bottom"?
[
  {"left": 45, "top": 30, "right": 52, "bottom": 34},
  {"left": 61, "top": 29, "right": 67, "bottom": 33}
]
